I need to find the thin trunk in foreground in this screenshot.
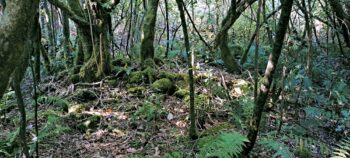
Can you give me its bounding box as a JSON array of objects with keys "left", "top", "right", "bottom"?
[{"left": 242, "top": 0, "right": 294, "bottom": 155}]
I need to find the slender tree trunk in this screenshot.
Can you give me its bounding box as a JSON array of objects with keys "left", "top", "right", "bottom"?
[
  {"left": 13, "top": 78, "right": 30, "bottom": 157},
  {"left": 63, "top": 11, "right": 72, "bottom": 68},
  {"left": 242, "top": 0, "right": 294, "bottom": 155},
  {"left": 165, "top": 0, "right": 170, "bottom": 58},
  {"left": 254, "top": 0, "right": 262, "bottom": 100},
  {"left": 302, "top": 0, "right": 314, "bottom": 74},
  {"left": 176, "top": 0, "right": 198, "bottom": 140}
]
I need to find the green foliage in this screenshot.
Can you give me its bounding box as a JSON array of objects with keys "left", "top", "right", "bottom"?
[
  {"left": 152, "top": 78, "right": 175, "bottom": 94},
  {"left": 161, "top": 151, "right": 183, "bottom": 158},
  {"left": 258, "top": 139, "right": 294, "bottom": 158},
  {"left": 133, "top": 101, "right": 158, "bottom": 121},
  {"left": 38, "top": 96, "right": 69, "bottom": 112},
  {"left": 198, "top": 132, "right": 248, "bottom": 158},
  {"left": 37, "top": 114, "right": 71, "bottom": 140},
  {"left": 331, "top": 137, "right": 350, "bottom": 158},
  {"left": 229, "top": 96, "right": 255, "bottom": 128}
]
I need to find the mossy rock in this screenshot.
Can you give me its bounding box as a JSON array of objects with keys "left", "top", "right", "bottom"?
[
  {"left": 128, "top": 86, "right": 146, "bottom": 95},
  {"left": 76, "top": 114, "right": 102, "bottom": 133},
  {"left": 37, "top": 96, "right": 69, "bottom": 112},
  {"left": 73, "top": 89, "right": 97, "bottom": 102},
  {"left": 152, "top": 78, "right": 175, "bottom": 94},
  {"left": 69, "top": 74, "right": 80, "bottom": 84},
  {"left": 129, "top": 71, "right": 145, "bottom": 83},
  {"left": 128, "top": 67, "right": 156, "bottom": 83},
  {"left": 68, "top": 104, "right": 86, "bottom": 114},
  {"left": 174, "top": 89, "right": 189, "bottom": 98}
]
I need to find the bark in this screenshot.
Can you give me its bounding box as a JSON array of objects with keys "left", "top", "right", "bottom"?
[
  {"left": 0, "top": 0, "right": 40, "bottom": 98},
  {"left": 328, "top": 0, "right": 350, "bottom": 47},
  {"left": 214, "top": 0, "right": 257, "bottom": 73},
  {"left": 241, "top": 0, "right": 294, "bottom": 155},
  {"left": 62, "top": 11, "right": 73, "bottom": 68},
  {"left": 48, "top": 0, "right": 119, "bottom": 81},
  {"left": 140, "top": 0, "right": 159, "bottom": 63},
  {"left": 176, "top": 0, "right": 198, "bottom": 140}
]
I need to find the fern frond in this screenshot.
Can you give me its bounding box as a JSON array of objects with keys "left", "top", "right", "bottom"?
[
  {"left": 37, "top": 96, "right": 69, "bottom": 112},
  {"left": 199, "top": 132, "right": 248, "bottom": 158},
  {"left": 258, "top": 139, "right": 294, "bottom": 158},
  {"left": 331, "top": 137, "right": 350, "bottom": 158}
]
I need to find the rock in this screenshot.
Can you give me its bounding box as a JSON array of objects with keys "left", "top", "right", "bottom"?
[
  {"left": 174, "top": 89, "right": 189, "bottom": 98},
  {"left": 151, "top": 78, "right": 175, "bottom": 94}
]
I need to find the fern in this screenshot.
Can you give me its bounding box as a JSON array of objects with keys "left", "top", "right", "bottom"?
[
  {"left": 258, "top": 139, "right": 294, "bottom": 158},
  {"left": 199, "top": 132, "right": 248, "bottom": 158},
  {"left": 331, "top": 137, "right": 350, "bottom": 158},
  {"left": 37, "top": 115, "right": 70, "bottom": 140},
  {"left": 37, "top": 96, "right": 69, "bottom": 112}
]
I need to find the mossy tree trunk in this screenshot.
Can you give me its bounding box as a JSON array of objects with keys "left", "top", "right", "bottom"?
[
  {"left": 48, "top": 0, "right": 119, "bottom": 81},
  {"left": 0, "top": 0, "right": 40, "bottom": 97},
  {"left": 241, "top": 0, "right": 294, "bottom": 155},
  {"left": 176, "top": 0, "right": 198, "bottom": 140},
  {"left": 328, "top": 0, "right": 350, "bottom": 48},
  {"left": 63, "top": 11, "right": 73, "bottom": 68},
  {"left": 214, "top": 0, "right": 257, "bottom": 73},
  {"left": 140, "top": 0, "right": 159, "bottom": 64}
]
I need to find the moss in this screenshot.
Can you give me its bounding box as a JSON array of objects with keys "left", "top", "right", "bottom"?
[
  {"left": 111, "top": 58, "right": 129, "bottom": 67},
  {"left": 129, "top": 71, "right": 144, "bottom": 83},
  {"left": 106, "top": 79, "right": 118, "bottom": 87},
  {"left": 185, "top": 94, "right": 210, "bottom": 108},
  {"left": 152, "top": 78, "right": 175, "bottom": 94},
  {"left": 69, "top": 74, "right": 80, "bottom": 84},
  {"left": 73, "top": 89, "right": 97, "bottom": 102},
  {"left": 128, "top": 86, "right": 146, "bottom": 94},
  {"left": 143, "top": 58, "right": 156, "bottom": 68},
  {"left": 128, "top": 67, "right": 156, "bottom": 83},
  {"left": 174, "top": 89, "right": 189, "bottom": 98},
  {"left": 143, "top": 67, "right": 156, "bottom": 83}
]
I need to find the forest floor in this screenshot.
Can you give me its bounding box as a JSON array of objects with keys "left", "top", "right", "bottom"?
[{"left": 0, "top": 57, "right": 341, "bottom": 157}]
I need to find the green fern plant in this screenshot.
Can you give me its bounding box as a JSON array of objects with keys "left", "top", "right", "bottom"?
[
  {"left": 258, "top": 139, "right": 294, "bottom": 158},
  {"left": 198, "top": 132, "right": 248, "bottom": 158},
  {"left": 37, "top": 96, "right": 69, "bottom": 112},
  {"left": 331, "top": 137, "right": 350, "bottom": 158},
  {"left": 37, "top": 114, "right": 71, "bottom": 140}
]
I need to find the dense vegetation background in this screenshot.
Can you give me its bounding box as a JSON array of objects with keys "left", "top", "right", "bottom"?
[{"left": 0, "top": 0, "right": 350, "bottom": 157}]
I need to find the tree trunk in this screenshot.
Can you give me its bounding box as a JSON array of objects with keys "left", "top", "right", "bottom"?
[
  {"left": 241, "top": 0, "right": 294, "bottom": 155},
  {"left": 329, "top": 0, "right": 350, "bottom": 47},
  {"left": 48, "top": 0, "right": 119, "bottom": 81},
  {"left": 214, "top": 0, "right": 257, "bottom": 73},
  {"left": 176, "top": 0, "right": 198, "bottom": 140},
  {"left": 63, "top": 11, "right": 73, "bottom": 68},
  {"left": 0, "top": 0, "right": 40, "bottom": 98},
  {"left": 140, "top": 0, "right": 159, "bottom": 64}
]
